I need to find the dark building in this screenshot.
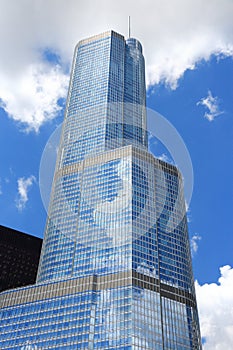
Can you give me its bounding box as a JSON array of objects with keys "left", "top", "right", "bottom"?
[{"left": 0, "top": 225, "right": 42, "bottom": 292}]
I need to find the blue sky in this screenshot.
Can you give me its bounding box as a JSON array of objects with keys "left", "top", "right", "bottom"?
[{"left": 0, "top": 1, "right": 232, "bottom": 348}]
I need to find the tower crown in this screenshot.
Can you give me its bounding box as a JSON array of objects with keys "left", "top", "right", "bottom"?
[{"left": 126, "top": 37, "right": 143, "bottom": 53}]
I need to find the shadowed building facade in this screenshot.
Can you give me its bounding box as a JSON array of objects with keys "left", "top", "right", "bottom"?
[
  {"left": 0, "top": 31, "right": 202, "bottom": 349},
  {"left": 0, "top": 225, "right": 42, "bottom": 292}
]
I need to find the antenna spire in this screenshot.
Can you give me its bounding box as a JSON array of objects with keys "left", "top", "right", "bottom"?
[{"left": 128, "top": 16, "right": 131, "bottom": 38}]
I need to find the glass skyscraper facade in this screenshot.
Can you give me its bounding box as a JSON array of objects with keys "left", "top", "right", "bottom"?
[{"left": 0, "top": 31, "right": 202, "bottom": 349}]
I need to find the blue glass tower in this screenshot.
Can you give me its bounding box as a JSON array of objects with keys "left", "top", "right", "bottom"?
[{"left": 0, "top": 31, "right": 202, "bottom": 349}]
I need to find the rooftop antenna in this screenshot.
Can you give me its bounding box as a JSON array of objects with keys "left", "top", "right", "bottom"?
[{"left": 128, "top": 16, "right": 131, "bottom": 38}]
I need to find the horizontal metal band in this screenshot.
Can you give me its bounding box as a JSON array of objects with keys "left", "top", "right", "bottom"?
[
  {"left": 1, "top": 270, "right": 197, "bottom": 310},
  {"left": 55, "top": 145, "right": 180, "bottom": 181},
  {"left": 132, "top": 271, "right": 196, "bottom": 308}
]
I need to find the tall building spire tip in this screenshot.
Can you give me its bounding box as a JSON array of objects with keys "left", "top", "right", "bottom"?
[{"left": 128, "top": 16, "right": 131, "bottom": 38}]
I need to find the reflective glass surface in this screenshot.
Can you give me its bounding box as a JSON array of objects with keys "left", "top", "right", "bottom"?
[{"left": 0, "top": 31, "right": 202, "bottom": 349}]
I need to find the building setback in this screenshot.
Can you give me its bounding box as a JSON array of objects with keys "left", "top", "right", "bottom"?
[
  {"left": 0, "top": 225, "right": 42, "bottom": 293},
  {"left": 0, "top": 31, "right": 202, "bottom": 349}
]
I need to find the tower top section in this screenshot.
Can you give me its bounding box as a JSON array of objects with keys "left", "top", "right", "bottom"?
[
  {"left": 76, "top": 30, "right": 143, "bottom": 54},
  {"left": 126, "top": 38, "right": 143, "bottom": 53}
]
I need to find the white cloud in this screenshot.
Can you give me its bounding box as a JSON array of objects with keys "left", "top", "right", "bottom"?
[
  {"left": 197, "top": 90, "right": 224, "bottom": 121},
  {"left": 157, "top": 153, "right": 174, "bottom": 165},
  {"left": 15, "top": 175, "right": 36, "bottom": 211},
  {"left": 190, "top": 234, "right": 202, "bottom": 255},
  {"left": 0, "top": 178, "right": 2, "bottom": 195},
  {"left": 0, "top": 63, "right": 69, "bottom": 132},
  {"left": 5, "top": 177, "right": 10, "bottom": 184},
  {"left": 157, "top": 153, "right": 170, "bottom": 162},
  {"left": 196, "top": 265, "right": 233, "bottom": 350},
  {"left": 185, "top": 200, "right": 192, "bottom": 222},
  {"left": 0, "top": 0, "right": 232, "bottom": 130}
]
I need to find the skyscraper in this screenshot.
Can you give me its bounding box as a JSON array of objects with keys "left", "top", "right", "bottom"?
[
  {"left": 0, "top": 225, "right": 42, "bottom": 292},
  {"left": 0, "top": 31, "right": 202, "bottom": 349}
]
